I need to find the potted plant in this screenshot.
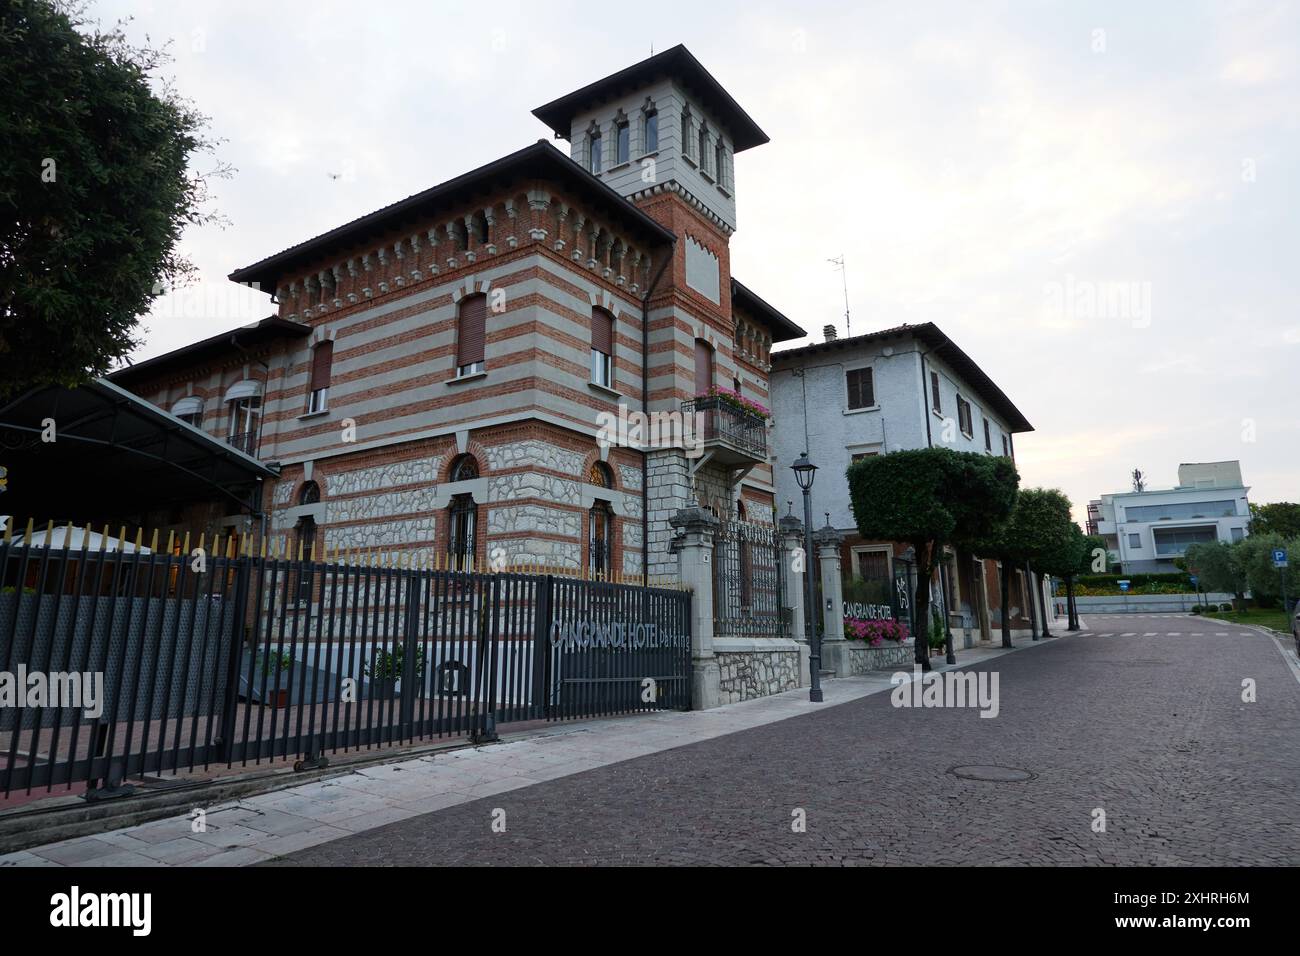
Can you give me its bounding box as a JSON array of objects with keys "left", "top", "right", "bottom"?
[
  {"left": 261, "top": 650, "right": 294, "bottom": 708},
  {"left": 928, "top": 607, "right": 947, "bottom": 656},
  {"left": 364, "top": 644, "right": 427, "bottom": 698},
  {"left": 703, "top": 385, "right": 771, "bottom": 422}
]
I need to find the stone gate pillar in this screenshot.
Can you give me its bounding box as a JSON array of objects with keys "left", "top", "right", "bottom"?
[
  {"left": 815, "top": 523, "right": 851, "bottom": 678},
  {"left": 671, "top": 507, "right": 722, "bottom": 710},
  {"left": 778, "top": 513, "right": 810, "bottom": 687}
]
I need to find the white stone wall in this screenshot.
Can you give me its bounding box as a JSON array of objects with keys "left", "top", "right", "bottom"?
[
  {"left": 323, "top": 516, "right": 436, "bottom": 553},
  {"left": 328, "top": 457, "right": 440, "bottom": 496},
  {"left": 485, "top": 440, "right": 584, "bottom": 475},
  {"left": 488, "top": 472, "right": 581, "bottom": 506},
  {"left": 487, "top": 504, "right": 581, "bottom": 537},
  {"left": 646, "top": 449, "right": 693, "bottom": 578}
]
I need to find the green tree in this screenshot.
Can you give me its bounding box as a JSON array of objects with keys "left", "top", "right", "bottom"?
[
  {"left": 1183, "top": 540, "right": 1247, "bottom": 608},
  {"left": 1081, "top": 533, "right": 1111, "bottom": 574},
  {"left": 976, "top": 488, "right": 1073, "bottom": 645},
  {"left": 1236, "top": 533, "right": 1298, "bottom": 606},
  {"left": 0, "top": 0, "right": 226, "bottom": 397},
  {"left": 1037, "top": 518, "right": 1090, "bottom": 632},
  {"left": 848, "top": 447, "right": 1019, "bottom": 670},
  {"left": 1248, "top": 502, "right": 1300, "bottom": 539}
]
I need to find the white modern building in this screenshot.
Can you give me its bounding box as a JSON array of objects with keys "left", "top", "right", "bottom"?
[{"left": 1087, "top": 461, "right": 1252, "bottom": 574}]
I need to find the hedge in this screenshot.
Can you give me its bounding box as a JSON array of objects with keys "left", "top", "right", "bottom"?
[{"left": 1075, "top": 572, "right": 1191, "bottom": 588}]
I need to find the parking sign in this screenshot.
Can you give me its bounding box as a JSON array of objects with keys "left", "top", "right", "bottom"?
[{"left": 1273, "top": 549, "right": 1288, "bottom": 569}]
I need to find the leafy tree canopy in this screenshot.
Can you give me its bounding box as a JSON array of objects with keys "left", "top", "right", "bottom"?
[
  {"left": 0, "top": 0, "right": 226, "bottom": 397},
  {"left": 847, "top": 447, "right": 1018, "bottom": 551},
  {"left": 1183, "top": 540, "right": 1246, "bottom": 596},
  {"left": 1248, "top": 502, "right": 1300, "bottom": 539}
]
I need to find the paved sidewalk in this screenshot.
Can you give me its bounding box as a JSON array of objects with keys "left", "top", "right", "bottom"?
[{"left": 0, "top": 636, "right": 1057, "bottom": 867}]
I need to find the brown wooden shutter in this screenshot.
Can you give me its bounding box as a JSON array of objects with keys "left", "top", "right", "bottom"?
[
  {"left": 592, "top": 308, "right": 613, "bottom": 354},
  {"left": 309, "top": 341, "right": 333, "bottom": 390},
  {"left": 694, "top": 339, "right": 713, "bottom": 396},
  {"left": 456, "top": 294, "right": 487, "bottom": 366}
]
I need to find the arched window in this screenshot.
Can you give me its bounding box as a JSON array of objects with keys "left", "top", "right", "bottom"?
[
  {"left": 446, "top": 453, "right": 479, "bottom": 569},
  {"left": 589, "top": 500, "right": 613, "bottom": 577},
  {"left": 589, "top": 461, "right": 613, "bottom": 488},
  {"left": 455, "top": 294, "right": 487, "bottom": 377},
  {"left": 298, "top": 481, "right": 321, "bottom": 505},
  {"left": 694, "top": 339, "right": 714, "bottom": 397},
  {"left": 172, "top": 396, "right": 204, "bottom": 429},
  {"left": 590, "top": 307, "right": 613, "bottom": 388},
  {"left": 294, "top": 515, "right": 318, "bottom": 600},
  {"left": 450, "top": 454, "right": 479, "bottom": 482}
]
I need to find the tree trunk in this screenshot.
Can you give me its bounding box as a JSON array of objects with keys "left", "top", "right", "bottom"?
[
  {"left": 1036, "top": 570, "right": 1051, "bottom": 639},
  {"left": 913, "top": 542, "right": 934, "bottom": 671},
  {"left": 1025, "top": 563, "right": 1039, "bottom": 641},
  {"left": 1066, "top": 575, "right": 1079, "bottom": 630},
  {"left": 999, "top": 561, "right": 1013, "bottom": 648}
]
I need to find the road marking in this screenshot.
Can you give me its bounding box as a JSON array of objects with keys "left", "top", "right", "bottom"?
[
  {"left": 1121, "top": 632, "right": 1136, "bottom": 637},
  {"left": 1143, "top": 632, "right": 1156, "bottom": 636}
]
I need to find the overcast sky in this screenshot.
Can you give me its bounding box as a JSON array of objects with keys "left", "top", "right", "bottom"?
[{"left": 98, "top": 0, "right": 1298, "bottom": 519}]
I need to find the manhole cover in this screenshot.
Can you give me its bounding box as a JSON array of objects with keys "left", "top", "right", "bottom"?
[{"left": 949, "top": 765, "right": 1035, "bottom": 782}]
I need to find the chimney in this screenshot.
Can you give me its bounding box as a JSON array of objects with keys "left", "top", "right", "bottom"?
[{"left": 823, "top": 325, "right": 837, "bottom": 342}]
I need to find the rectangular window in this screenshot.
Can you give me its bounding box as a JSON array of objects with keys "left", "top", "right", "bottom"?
[
  {"left": 643, "top": 110, "right": 658, "bottom": 152},
  {"left": 1122, "top": 500, "right": 1238, "bottom": 522},
  {"left": 456, "top": 294, "right": 487, "bottom": 376},
  {"left": 846, "top": 367, "right": 874, "bottom": 409},
  {"left": 851, "top": 452, "right": 879, "bottom": 463},
  {"left": 1230, "top": 527, "right": 1245, "bottom": 542},
  {"left": 1001, "top": 435, "right": 1009, "bottom": 456},
  {"left": 983, "top": 419, "right": 992, "bottom": 451},
  {"left": 308, "top": 341, "right": 332, "bottom": 413},
  {"left": 589, "top": 133, "right": 602, "bottom": 173},
  {"left": 715, "top": 142, "right": 725, "bottom": 185},
  {"left": 616, "top": 122, "right": 629, "bottom": 164},
  {"left": 930, "top": 370, "right": 941, "bottom": 413},
  {"left": 957, "top": 396, "right": 972, "bottom": 436},
  {"left": 1128, "top": 533, "right": 1142, "bottom": 549},
  {"left": 1152, "top": 526, "right": 1217, "bottom": 556},
  {"left": 591, "top": 307, "right": 613, "bottom": 388},
  {"left": 226, "top": 397, "right": 261, "bottom": 455}
]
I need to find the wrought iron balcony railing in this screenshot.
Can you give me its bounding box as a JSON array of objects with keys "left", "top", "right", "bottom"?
[
  {"left": 227, "top": 430, "right": 260, "bottom": 457},
  {"left": 682, "top": 396, "right": 767, "bottom": 460}
]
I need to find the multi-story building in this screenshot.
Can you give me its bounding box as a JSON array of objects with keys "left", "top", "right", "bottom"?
[
  {"left": 1088, "top": 461, "right": 1251, "bottom": 574},
  {"left": 108, "top": 45, "right": 804, "bottom": 578},
  {"left": 770, "top": 323, "right": 1040, "bottom": 641}
]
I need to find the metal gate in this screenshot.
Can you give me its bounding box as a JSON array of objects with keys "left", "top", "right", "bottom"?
[
  {"left": 0, "top": 531, "right": 691, "bottom": 799},
  {"left": 712, "top": 518, "right": 785, "bottom": 637}
]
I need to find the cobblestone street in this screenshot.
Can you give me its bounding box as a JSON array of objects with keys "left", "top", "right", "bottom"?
[{"left": 265, "top": 617, "right": 1300, "bottom": 866}]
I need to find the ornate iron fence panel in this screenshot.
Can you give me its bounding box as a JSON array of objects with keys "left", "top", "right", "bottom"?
[{"left": 712, "top": 518, "right": 785, "bottom": 637}]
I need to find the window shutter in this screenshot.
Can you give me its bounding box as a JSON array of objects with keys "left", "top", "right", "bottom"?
[
  {"left": 456, "top": 294, "right": 487, "bottom": 366},
  {"left": 847, "top": 368, "right": 874, "bottom": 409},
  {"left": 694, "top": 339, "right": 713, "bottom": 396},
  {"left": 310, "top": 341, "right": 333, "bottom": 390},
  {"left": 592, "top": 308, "right": 613, "bottom": 354}
]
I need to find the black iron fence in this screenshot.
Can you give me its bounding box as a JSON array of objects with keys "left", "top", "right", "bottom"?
[
  {"left": 712, "top": 518, "right": 786, "bottom": 637},
  {"left": 0, "top": 529, "right": 691, "bottom": 799}
]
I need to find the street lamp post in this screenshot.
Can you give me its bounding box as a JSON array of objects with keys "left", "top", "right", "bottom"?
[{"left": 792, "top": 452, "right": 822, "bottom": 703}]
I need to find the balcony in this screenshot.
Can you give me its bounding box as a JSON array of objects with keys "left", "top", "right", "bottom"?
[
  {"left": 227, "top": 430, "right": 260, "bottom": 457},
  {"left": 682, "top": 395, "right": 767, "bottom": 469}
]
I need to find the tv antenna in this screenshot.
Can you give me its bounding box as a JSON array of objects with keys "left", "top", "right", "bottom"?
[{"left": 828, "top": 255, "right": 851, "bottom": 338}]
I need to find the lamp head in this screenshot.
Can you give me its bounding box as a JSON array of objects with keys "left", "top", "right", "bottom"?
[{"left": 791, "top": 452, "right": 817, "bottom": 491}]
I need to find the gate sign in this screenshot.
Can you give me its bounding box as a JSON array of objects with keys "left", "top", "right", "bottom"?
[
  {"left": 1273, "top": 549, "right": 1289, "bottom": 569},
  {"left": 1117, "top": 579, "right": 1131, "bottom": 592}
]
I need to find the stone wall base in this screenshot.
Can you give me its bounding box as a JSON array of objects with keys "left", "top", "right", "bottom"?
[
  {"left": 844, "top": 639, "right": 917, "bottom": 675},
  {"left": 712, "top": 638, "right": 804, "bottom": 705}
]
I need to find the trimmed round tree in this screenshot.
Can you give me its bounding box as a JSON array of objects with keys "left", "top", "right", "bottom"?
[{"left": 847, "top": 447, "right": 1018, "bottom": 670}]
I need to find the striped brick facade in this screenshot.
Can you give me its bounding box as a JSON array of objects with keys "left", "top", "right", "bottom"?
[{"left": 114, "top": 48, "right": 804, "bottom": 578}]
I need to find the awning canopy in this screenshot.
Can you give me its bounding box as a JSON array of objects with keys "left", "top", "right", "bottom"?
[{"left": 0, "top": 378, "right": 278, "bottom": 526}]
